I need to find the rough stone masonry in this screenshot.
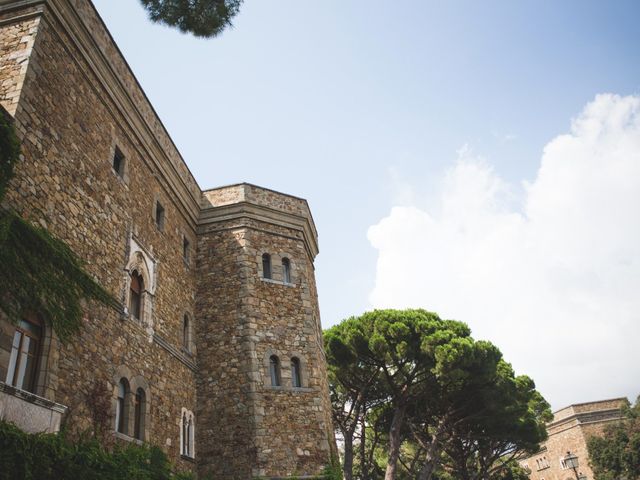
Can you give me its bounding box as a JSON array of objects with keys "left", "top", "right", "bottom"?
[{"left": 0, "top": 0, "right": 337, "bottom": 478}]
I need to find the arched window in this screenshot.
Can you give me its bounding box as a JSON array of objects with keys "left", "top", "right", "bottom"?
[
  {"left": 262, "top": 253, "right": 272, "bottom": 279},
  {"left": 129, "top": 270, "right": 144, "bottom": 320},
  {"left": 115, "top": 378, "right": 130, "bottom": 434},
  {"left": 183, "top": 315, "right": 191, "bottom": 352},
  {"left": 282, "top": 258, "right": 291, "bottom": 283},
  {"left": 291, "top": 357, "right": 302, "bottom": 388},
  {"left": 181, "top": 410, "right": 195, "bottom": 458},
  {"left": 269, "top": 355, "right": 281, "bottom": 386},
  {"left": 4, "top": 316, "right": 42, "bottom": 393},
  {"left": 133, "top": 388, "right": 146, "bottom": 440}
]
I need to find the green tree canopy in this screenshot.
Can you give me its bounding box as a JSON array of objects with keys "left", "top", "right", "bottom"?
[
  {"left": 325, "top": 309, "right": 550, "bottom": 480},
  {"left": 139, "top": 0, "right": 243, "bottom": 38},
  {"left": 325, "top": 309, "right": 471, "bottom": 480},
  {"left": 588, "top": 397, "right": 640, "bottom": 480}
]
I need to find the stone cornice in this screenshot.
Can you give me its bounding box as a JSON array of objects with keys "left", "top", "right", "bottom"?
[
  {"left": 0, "top": 0, "right": 44, "bottom": 13},
  {"left": 198, "top": 201, "right": 320, "bottom": 260},
  {"left": 547, "top": 408, "right": 623, "bottom": 435},
  {"left": 0, "top": 0, "right": 44, "bottom": 24},
  {"left": 202, "top": 182, "right": 319, "bottom": 239},
  {"left": 0, "top": 380, "right": 68, "bottom": 413},
  {"left": 153, "top": 333, "right": 197, "bottom": 372}
]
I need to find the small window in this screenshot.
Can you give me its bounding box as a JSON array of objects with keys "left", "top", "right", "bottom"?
[
  {"left": 133, "top": 388, "right": 146, "bottom": 440},
  {"left": 181, "top": 410, "right": 195, "bottom": 458},
  {"left": 4, "top": 317, "right": 42, "bottom": 393},
  {"left": 282, "top": 258, "right": 291, "bottom": 283},
  {"left": 183, "top": 236, "right": 190, "bottom": 264},
  {"left": 112, "top": 147, "right": 125, "bottom": 178},
  {"left": 115, "top": 378, "right": 130, "bottom": 434},
  {"left": 183, "top": 315, "right": 191, "bottom": 352},
  {"left": 129, "top": 270, "right": 144, "bottom": 320},
  {"left": 269, "top": 355, "right": 281, "bottom": 386},
  {"left": 155, "top": 201, "right": 165, "bottom": 231},
  {"left": 291, "top": 357, "right": 301, "bottom": 388},
  {"left": 262, "top": 253, "right": 272, "bottom": 279}
]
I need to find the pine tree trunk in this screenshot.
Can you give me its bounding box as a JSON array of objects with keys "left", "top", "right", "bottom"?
[
  {"left": 384, "top": 406, "right": 407, "bottom": 480},
  {"left": 415, "top": 416, "right": 447, "bottom": 480},
  {"left": 343, "top": 431, "right": 354, "bottom": 480},
  {"left": 416, "top": 441, "right": 441, "bottom": 480},
  {"left": 359, "top": 409, "right": 368, "bottom": 480}
]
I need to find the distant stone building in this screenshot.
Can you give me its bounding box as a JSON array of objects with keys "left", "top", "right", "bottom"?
[
  {"left": 518, "top": 398, "right": 626, "bottom": 480},
  {"left": 0, "top": 0, "right": 337, "bottom": 478}
]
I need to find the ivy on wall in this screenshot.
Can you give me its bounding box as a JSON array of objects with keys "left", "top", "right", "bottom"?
[
  {"left": 0, "top": 107, "right": 115, "bottom": 342},
  {"left": 0, "top": 420, "right": 195, "bottom": 480}
]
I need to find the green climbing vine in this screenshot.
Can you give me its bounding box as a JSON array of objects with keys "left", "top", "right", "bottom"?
[
  {"left": 0, "top": 108, "right": 115, "bottom": 341},
  {"left": 0, "top": 420, "right": 195, "bottom": 480}
]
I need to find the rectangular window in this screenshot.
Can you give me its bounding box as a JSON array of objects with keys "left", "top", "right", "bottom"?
[
  {"left": 112, "top": 147, "right": 125, "bottom": 178},
  {"left": 155, "top": 201, "right": 165, "bottom": 231},
  {"left": 5, "top": 319, "right": 41, "bottom": 393}
]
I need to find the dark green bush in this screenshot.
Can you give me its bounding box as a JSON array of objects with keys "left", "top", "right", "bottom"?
[{"left": 0, "top": 420, "right": 194, "bottom": 480}]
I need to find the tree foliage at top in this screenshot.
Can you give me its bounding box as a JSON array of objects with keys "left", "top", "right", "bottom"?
[
  {"left": 139, "top": 0, "right": 243, "bottom": 38},
  {"left": 588, "top": 397, "right": 640, "bottom": 480},
  {"left": 325, "top": 309, "right": 550, "bottom": 480},
  {"left": 0, "top": 109, "right": 115, "bottom": 341}
]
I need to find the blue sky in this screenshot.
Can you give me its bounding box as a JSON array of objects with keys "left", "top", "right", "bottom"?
[{"left": 93, "top": 0, "right": 640, "bottom": 407}]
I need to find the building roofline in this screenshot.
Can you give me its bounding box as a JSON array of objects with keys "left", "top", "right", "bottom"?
[
  {"left": 552, "top": 397, "right": 629, "bottom": 415},
  {"left": 202, "top": 182, "right": 311, "bottom": 204},
  {"left": 69, "top": 0, "right": 204, "bottom": 194},
  {"left": 0, "top": 0, "right": 205, "bottom": 195}
]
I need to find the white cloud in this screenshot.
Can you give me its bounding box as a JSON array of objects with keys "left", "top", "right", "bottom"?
[{"left": 368, "top": 94, "right": 640, "bottom": 409}]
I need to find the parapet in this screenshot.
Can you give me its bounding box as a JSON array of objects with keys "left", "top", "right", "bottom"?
[
  {"left": 550, "top": 397, "right": 627, "bottom": 425},
  {"left": 199, "top": 183, "right": 319, "bottom": 259}
]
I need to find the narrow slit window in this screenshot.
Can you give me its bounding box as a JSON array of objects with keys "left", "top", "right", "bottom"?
[
  {"left": 262, "top": 253, "right": 272, "bottom": 279},
  {"left": 291, "top": 357, "right": 302, "bottom": 388},
  {"left": 183, "top": 236, "right": 190, "bottom": 264},
  {"left": 112, "top": 147, "right": 125, "bottom": 178},
  {"left": 282, "top": 258, "right": 291, "bottom": 283},
  {"left": 116, "top": 378, "right": 129, "bottom": 434},
  {"left": 129, "top": 270, "right": 143, "bottom": 320},
  {"left": 133, "top": 388, "right": 146, "bottom": 440},
  {"left": 183, "top": 315, "right": 191, "bottom": 352},
  {"left": 182, "top": 412, "right": 189, "bottom": 456},
  {"left": 181, "top": 410, "right": 195, "bottom": 458},
  {"left": 269, "top": 355, "right": 281, "bottom": 386},
  {"left": 155, "top": 201, "right": 165, "bottom": 231}
]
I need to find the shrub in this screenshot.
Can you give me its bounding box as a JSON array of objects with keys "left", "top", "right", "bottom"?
[{"left": 0, "top": 420, "right": 194, "bottom": 480}]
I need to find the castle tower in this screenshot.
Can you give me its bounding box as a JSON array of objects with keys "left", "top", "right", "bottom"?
[{"left": 196, "top": 184, "right": 336, "bottom": 479}]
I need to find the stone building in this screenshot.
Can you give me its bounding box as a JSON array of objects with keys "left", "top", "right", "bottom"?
[
  {"left": 518, "top": 398, "right": 627, "bottom": 480},
  {"left": 0, "top": 0, "right": 337, "bottom": 478}
]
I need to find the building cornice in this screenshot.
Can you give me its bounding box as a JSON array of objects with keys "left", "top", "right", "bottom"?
[
  {"left": 198, "top": 201, "right": 320, "bottom": 260},
  {"left": 548, "top": 407, "right": 623, "bottom": 428}
]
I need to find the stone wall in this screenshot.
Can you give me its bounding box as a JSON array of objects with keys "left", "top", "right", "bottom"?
[
  {"left": 1, "top": 0, "right": 199, "bottom": 472},
  {"left": 0, "top": 1, "right": 337, "bottom": 478},
  {"left": 519, "top": 398, "right": 626, "bottom": 480},
  {"left": 0, "top": 4, "right": 41, "bottom": 115},
  {"left": 196, "top": 185, "right": 335, "bottom": 479}
]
